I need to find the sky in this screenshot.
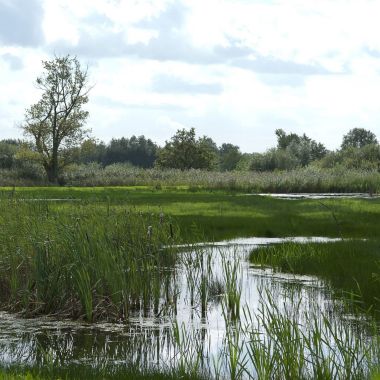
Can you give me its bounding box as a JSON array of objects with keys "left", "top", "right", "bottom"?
[{"left": 1, "top": 0, "right": 380, "bottom": 153}]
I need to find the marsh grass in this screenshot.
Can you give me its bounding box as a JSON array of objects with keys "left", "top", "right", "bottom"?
[
  {"left": 250, "top": 240, "right": 380, "bottom": 316},
  {"left": 60, "top": 166, "right": 380, "bottom": 193},
  {"left": 0, "top": 198, "right": 180, "bottom": 321},
  {"left": 222, "top": 254, "right": 241, "bottom": 321},
  {"left": 4, "top": 186, "right": 380, "bottom": 241},
  {"left": 0, "top": 366, "right": 206, "bottom": 380},
  {"left": 2, "top": 193, "right": 380, "bottom": 378},
  {"left": 1, "top": 239, "right": 380, "bottom": 379},
  {"left": 166, "top": 287, "right": 380, "bottom": 380},
  {"left": 237, "top": 290, "right": 380, "bottom": 380}
]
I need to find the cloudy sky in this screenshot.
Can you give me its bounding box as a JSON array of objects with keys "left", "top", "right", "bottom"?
[{"left": 1, "top": 0, "right": 380, "bottom": 152}]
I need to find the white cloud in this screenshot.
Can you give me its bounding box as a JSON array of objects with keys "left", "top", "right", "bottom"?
[{"left": 1, "top": 0, "right": 380, "bottom": 152}]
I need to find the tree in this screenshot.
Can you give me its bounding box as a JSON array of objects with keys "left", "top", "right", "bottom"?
[
  {"left": 341, "top": 128, "right": 378, "bottom": 150},
  {"left": 275, "top": 129, "right": 327, "bottom": 166},
  {"left": 104, "top": 135, "right": 158, "bottom": 168},
  {"left": 275, "top": 129, "right": 301, "bottom": 150},
  {"left": 219, "top": 143, "right": 242, "bottom": 171},
  {"left": 23, "top": 55, "right": 90, "bottom": 183},
  {"left": 156, "top": 128, "right": 216, "bottom": 170},
  {"left": 72, "top": 138, "right": 106, "bottom": 164},
  {"left": 249, "top": 148, "right": 300, "bottom": 171},
  {"left": 0, "top": 139, "right": 20, "bottom": 169}
]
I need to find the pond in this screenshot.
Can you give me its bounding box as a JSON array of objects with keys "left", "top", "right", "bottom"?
[{"left": 0, "top": 237, "right": 377, "bottom": 379}]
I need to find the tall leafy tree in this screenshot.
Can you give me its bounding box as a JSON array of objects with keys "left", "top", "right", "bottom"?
[
  {"left": 275, "top": 129, "right": 327, "bottom": 166},
  {"left": 105, "top": 136, "right": 158, "bottom": 168},
  {"left": 156, "top": 128, "right": 216, "bottom": 170},
  {"left": 341, "top": 128, "right": 378, "bottom": 150},
  {"left": 77, "top": 139, "right": 106, "bottom": 164},
  {"left": 23, "top": 55, "right": 90, "bottom": 183},
  {"left": 219, "top": 143, "right": 242, "bottom": 171}
]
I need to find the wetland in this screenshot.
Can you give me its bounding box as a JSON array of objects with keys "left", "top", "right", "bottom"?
[{"left": 0, "top": 187, "right": 380, "bottom": 379}]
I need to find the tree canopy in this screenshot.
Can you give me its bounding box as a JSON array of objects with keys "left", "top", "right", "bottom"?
[
  {"left": 219, "top": 143, "right": 242, "bottom": 171},
  {"left": 104, "top": 136, "right": 158, "bottom": 168},
  {"left": 156, "top": 128, "right": 217, "bottom": 170},
  {"left": 341, "top": 128, "right": 378, "bottom": 150}
]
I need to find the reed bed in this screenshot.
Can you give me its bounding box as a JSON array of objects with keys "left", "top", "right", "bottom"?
[
  {"left": 1, "top": 242, "right": 380, "bottom": 379},
  {"left": 0, "top": 198, "right": 179, "bottom": 321},
  {"left": 1, "top": 165, "right": 380, "bottom": 193},
  {"left": 250, "top": 240, "right": 380, "bottom": 316},
  {"left": 170, "top": 287, "right": 380, "bottom": 380},
  {"left": 1, "top": 197, "right": 380, "bottom": 378},
  {"left": 62, "top": 166, "right": 380, "bottom": 193}
]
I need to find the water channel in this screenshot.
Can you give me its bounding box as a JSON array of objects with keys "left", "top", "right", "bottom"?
[{"left": 0, "top": 237, "right": 376, "bottom": 378}]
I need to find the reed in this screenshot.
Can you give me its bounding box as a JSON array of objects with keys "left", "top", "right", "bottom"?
[
  {"left": 2, "top": 164, "right": 380, "bottom": 193},
  {"left": 222, "top": 254, "right": 241, "bottom": 321},
  {"left": 250, "top": 240, "right": 380, "bottom": 315},
  {"left": 0, "top": 198, "right": 179, "bottom": 321}
]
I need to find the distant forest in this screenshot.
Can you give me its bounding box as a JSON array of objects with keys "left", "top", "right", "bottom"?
[{"left": 1, "top": 127, "right": 379, "bottom": 181}]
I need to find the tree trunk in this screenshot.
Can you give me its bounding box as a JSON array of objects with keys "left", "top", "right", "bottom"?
[
  {"left": 48, "top": 141, "right": 60, "bottom": 184},
  {"left": 44, "top": 152, "right": 59, "bottom": 184},
  {"left": 45, "top": 165, "right": 57, "bottom": 184}
]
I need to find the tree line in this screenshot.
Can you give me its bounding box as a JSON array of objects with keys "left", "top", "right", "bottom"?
[
  {"left": 1, "top": 54, "right": 379, "bottom": 183},
  {"left": 2, "top": 126, "right": 379, "bottom": 179}
]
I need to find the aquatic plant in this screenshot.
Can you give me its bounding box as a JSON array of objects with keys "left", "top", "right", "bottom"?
[
  {"left": 250, "top": 240, "right": 380, "bottom": 315},
  {"left": 0, "top": 198, "right": 179, "bottom": 321}
]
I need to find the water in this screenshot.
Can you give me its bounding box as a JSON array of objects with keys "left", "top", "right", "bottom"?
[
  {"left": 0, "top": 238, "right": 375, "bottom": 377},
  {"left": 258, "top": 193, "right": 379, "bottom": 199}
]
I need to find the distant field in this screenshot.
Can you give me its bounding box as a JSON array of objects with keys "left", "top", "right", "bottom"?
[{"left": 1, "top": 186, "right": 380, "bottom": 240}]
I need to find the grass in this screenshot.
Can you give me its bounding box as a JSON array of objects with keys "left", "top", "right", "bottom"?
[
  {"left": 170, "top": 285, "right": 380, "bottom": 380},
  {"left": 60, "top": 165, "right": 380, "bottom": 194},
  {"left": 0, "top": 198, "right": 180, "bottom": 321},
  {"left": 250, "top": 240, "right": 380, "bottom": 315},
  {"left": 1, "top": 187, "right": 380, "bottom": 378},
  {"left": 6, "top": 165, "right": 378, "bottom": 193},
  {"left": 0, "top": 367, "right": 206, "bottom": 380},
  {"left": 2, "top": 186, "right": 380, "bottom": 241},
  {"left": 1, "top": 228, "right": 380, "bottom": 378}
]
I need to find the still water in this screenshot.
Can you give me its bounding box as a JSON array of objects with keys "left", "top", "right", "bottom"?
[{"left": 0, "top": 237, "right": 374, "bottom": 377}]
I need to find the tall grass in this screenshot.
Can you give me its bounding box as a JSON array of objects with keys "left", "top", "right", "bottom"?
[
  {"left": 0, "top": 366, "right": 206, "bottom": 380},
  {"left": 1, "top": 237, "right": 380, "bottom": 378},
  {"left": 2, "top": 163, "right": 380, "bottom": 193},
  {"left": 250, "top": 240, "right": 380, "bottom": 315},
  {"left": 0, "top": 198, "right": 179, "bottom": 321},
  {"left": 237, "top": 290, "right": 380, "bottom": 380},
  {"left": 62, "top": 165, "right": 380, "bottom": 193},
  {"left": 168, "top": 286, "right": 380, "bottom": 379}
]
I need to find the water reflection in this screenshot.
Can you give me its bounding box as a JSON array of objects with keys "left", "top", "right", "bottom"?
[{"left": 0, "top": 240, "right": 375, "bottom": 376}]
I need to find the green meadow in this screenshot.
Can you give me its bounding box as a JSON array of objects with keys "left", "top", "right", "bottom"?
[{"left": 2, "top": 186, "right": 380, "bottom": 240}]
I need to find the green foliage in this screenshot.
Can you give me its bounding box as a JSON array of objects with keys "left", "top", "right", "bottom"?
[
  {"left": 316, "top": 144, "right": 380, "bottom": 171},
  {"left": 249, "top": 148, "right": 300, "bottom": 171},
  {"left": 247, "top": 130, "right": 327, "bottom": 172},
  {"left": 250, "top": 240, "right": 380, "bottom": 315},
  {"left": 341, "top": 127, "right": 378, "bottom": 149},
  {"left": 218, "top": 143, "right": 242, "bottom": 171},
  {"left": 156, "top": 128, "right": 217, "bottom": 170},
  {"left": 0, "top": 199, "right": 179, "bottom": 320},
  {"left": 276, "top": 129, "right": 327, "bottom": 160},
  {"left": 74, "top": 138, "right": 107, "bottom": 164},
  {"left": 104, "top": 135, "right": 158, "bottom": 168},
  {"left": 0, "top": 140, "right": 19, "bottom": 169}
]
